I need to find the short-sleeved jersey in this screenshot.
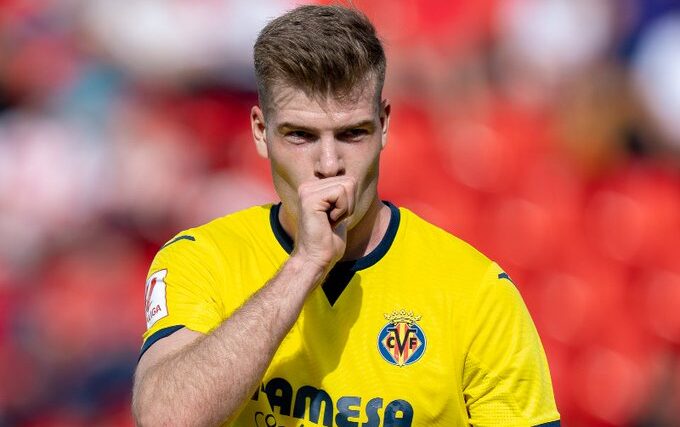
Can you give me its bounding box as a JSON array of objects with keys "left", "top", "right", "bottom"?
[{"left": 141, "top": 202, "right": 560, "bottom": 427}]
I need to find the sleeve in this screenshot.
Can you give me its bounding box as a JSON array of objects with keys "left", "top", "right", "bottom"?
[
  {"left": 140, "top": 229, "right": 225, "bottom": 358},
  {"left": 462, "top": 262, "right": 560, "bottom": 427}
]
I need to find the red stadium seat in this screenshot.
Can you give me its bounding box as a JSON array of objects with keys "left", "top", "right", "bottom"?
[
  {"left": 530, "top": 259, "right": 627, "bottom": 348},
  {"left": 583, "top": 166, "right": 680, "bottom": 266},
  {"left": 570, "top": 346, "right": 654, "bottom": 426},
  {"left": 642, "top": 269, "right": 680, "bottom": 343}
]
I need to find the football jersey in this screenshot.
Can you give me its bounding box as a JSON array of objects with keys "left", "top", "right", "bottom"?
[{"left": 141, "top": 202, "right": 560, "bottom": 427}]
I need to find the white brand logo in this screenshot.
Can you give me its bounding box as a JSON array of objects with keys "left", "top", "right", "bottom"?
[{"left": 145, "top": 269, "right": 168, "bottom": 329}]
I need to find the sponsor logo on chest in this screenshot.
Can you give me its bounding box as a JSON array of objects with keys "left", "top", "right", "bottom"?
[{"left": 251, "top": 377, "right": 414, "bottom": 427}]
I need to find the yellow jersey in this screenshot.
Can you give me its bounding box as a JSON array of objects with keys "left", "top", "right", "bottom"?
[{"left": 141, "top": 202, "right": 560, "bottom": 427}]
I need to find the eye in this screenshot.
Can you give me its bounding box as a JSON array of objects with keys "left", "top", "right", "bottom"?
[
  {"left": 339, "top": 128, "right": 369, "bottom": 142},
  {"left": 285, "top": 130, "right": 314, "bottom": 144}
]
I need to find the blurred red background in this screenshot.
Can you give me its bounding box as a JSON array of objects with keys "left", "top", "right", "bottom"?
[{"left": 1, "top": 0, "right": 679, "bottom": 426}]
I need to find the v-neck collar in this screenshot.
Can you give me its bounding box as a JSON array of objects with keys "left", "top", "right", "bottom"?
[{"left": 269, "top": 201, "right": 401, "bottom": 305}]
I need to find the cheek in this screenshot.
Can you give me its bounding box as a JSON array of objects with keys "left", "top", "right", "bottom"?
[
  {"left": 351, "top": 147, "right": 381, "bottom": 184},
  {"left": 271, "top": 158, "right": 297, "bottom": 189},
  {"left": 269, "top": 147, "right": 312, "bottom": 192},
  {"left": 270, "top": 163, "right": 299, "bottom": 208}
]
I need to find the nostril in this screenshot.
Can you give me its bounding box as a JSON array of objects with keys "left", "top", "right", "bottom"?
[
  {"left": 314, "top": 157, "right": 345, "bottom": 179},
  {"left": 314, "top": 168, "right": 345, "bottom": 179}
]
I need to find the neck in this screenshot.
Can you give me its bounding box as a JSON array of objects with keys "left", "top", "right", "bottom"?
[{"left": 341, "top": 198, "right": 390, "bottom": 261}]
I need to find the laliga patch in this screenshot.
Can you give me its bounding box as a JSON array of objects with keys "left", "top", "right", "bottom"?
[
  {"left": 145, "top": 269, "right": 168, "bottom": 329},
  {"left": 378, "top": 310, "right": 426, "bottom": 367}
]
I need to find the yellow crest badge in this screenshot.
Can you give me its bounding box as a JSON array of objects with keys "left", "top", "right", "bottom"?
[{"left": 378, "top": 310, "right": 426, "bottom": 366}]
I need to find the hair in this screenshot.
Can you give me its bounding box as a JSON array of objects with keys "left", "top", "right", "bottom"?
[{"left": 253, "top": 5, "right": 386, "bottom": 114}]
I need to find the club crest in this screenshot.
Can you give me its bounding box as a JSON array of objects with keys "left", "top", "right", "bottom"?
[{"left": 378, "top": 310, "right": 426, "bottom": 367}]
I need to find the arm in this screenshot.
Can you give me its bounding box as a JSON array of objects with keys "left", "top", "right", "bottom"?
[
  {"left": 132, "top": 176, "right": 356, "bottom": 427},
  {"left": 132, "top": 255, "right": 325, "bottom": 427}
]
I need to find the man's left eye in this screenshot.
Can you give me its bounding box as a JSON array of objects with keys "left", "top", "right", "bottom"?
[{"left": 340, "top": 129, "right": 368, "bottom": 141}]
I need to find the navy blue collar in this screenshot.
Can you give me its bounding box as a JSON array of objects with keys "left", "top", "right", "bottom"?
[
  {"left": 269, "top": 201, "right": 400, "bottom": 271},
  {"left": 269, "top": 201, "right": 401, "bottom": 305}
]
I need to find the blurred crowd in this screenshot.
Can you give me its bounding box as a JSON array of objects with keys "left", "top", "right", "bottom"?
[{"left": 0, "top": 0, "right": 679, "bottom": 426}]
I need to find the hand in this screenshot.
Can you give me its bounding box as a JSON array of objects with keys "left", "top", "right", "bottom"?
[{"left": 292, "top": 176, "right": 357, "bottom": 274}]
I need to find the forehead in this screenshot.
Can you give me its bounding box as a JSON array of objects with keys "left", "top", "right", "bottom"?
[{"left": 267, "top": 83, "right": 379, "bottom": 128}]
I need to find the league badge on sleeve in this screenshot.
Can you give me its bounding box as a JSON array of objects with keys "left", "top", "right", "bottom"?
[
  {"left": 378, "top": 310, "right": 426, "bottom": 367},
  {"left": 145, "top": 269, "right": 169, "bottom": 329}
]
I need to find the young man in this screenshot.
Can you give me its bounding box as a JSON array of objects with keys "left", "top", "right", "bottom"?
[{"left": 132, "top": 5, "right": 560, "bottom": 427}]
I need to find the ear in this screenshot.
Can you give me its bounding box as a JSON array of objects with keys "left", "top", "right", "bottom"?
[
  {"left": 379, "top": 99, "right": 391, "bottom": 149},
  {"left": 251, "top": 105, "right": 269, "bottom": 159}
]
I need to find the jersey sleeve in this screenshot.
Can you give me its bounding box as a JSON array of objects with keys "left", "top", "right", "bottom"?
[
  {"left": 140, "top": 230, "right": 225, "bottom": 358},
  {"left": 462, "top": 262, "right": 560, "bottom": 427}
]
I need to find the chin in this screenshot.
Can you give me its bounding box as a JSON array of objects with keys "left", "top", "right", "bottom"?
[{"left": 346, "top": 200, "right": 375, "bottom": 231}]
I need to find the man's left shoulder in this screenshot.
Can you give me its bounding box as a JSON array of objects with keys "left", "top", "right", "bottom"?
[{"left": 397, "top": 206, "right": 491, "bottom": 270}]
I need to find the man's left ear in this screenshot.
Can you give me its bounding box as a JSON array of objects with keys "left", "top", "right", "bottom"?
[{"left": 380, "top": 100, "right": 391, "bottom": 149}]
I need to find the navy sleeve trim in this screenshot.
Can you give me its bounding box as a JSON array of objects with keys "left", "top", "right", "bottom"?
[
  {"left": 497, "top": 272, "right": 515, "bottom": 284},
  {"left": 161, "top": 235, "right": 195, "bottom": 250},
  {"left": 138, "top": 325, "right": 185, "bottom": 362},
  {"left": 534, "top": 421, "right": 560, "bottom": 427}
]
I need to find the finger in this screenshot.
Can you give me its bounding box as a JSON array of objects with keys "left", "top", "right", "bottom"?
[
  {"left": 311, "top": 177, "right": 356, "bottom": 217},
  {"left": 298, "top": 181, "right": 340, "bottom": 215},
  {"left": 327, "top": 185, "right": 349, "bottom": 223},
  {"left": 298, "top": 177, "right": 356, "bottom": 223},
  {"left": 301, "top": 176, "right": 353, "bottom": 194},
  {"left": 339, "top": 178, "right": 356, "bottom": 217}
]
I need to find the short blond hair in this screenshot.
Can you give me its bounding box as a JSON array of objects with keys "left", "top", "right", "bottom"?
[{"left": 253, "top": 5, "right": 386, "bottom": 113}]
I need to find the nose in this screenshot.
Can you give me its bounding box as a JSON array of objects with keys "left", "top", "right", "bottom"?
[{"left": 314, "top": 137, "right": 345, "bottom": 179}]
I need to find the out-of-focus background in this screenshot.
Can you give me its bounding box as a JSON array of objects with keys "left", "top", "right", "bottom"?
[{"left": 0, "top": 0, "right": 679, "bottom": 425}]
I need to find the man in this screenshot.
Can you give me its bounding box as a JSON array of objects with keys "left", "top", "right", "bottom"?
[{"left": 132, "top": 5, "right": 560, "bottom": 427}]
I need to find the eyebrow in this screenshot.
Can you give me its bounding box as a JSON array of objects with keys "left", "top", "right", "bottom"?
[{"left": 277, "top": 120, "right": 376, "bottom": 134}]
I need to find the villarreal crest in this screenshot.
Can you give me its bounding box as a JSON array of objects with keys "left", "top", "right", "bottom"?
[{"left": 378, "top": 310, "right": 426, "bottom": 367}]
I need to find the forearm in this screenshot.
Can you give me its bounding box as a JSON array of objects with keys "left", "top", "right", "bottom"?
[{"left": 133, "top": 256, "right": 325, "bottom": 427}]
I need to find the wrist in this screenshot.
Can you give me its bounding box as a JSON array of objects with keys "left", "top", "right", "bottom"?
[{"left": 285, "top": 253, "right": 329, "bottom": 287}]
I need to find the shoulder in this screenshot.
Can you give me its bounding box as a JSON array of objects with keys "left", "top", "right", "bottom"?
[
  {"left": 396, "top": 206, "right": 492, "bottom": 275},
  {"left": 169, "top": 204, "right": 274, "bottom": 249},
  {"left": 193, "top": 203, "right": 274, "bottom": 240},
  {"left": 152, "top": 204, "right": 275, "bottom": 267}
]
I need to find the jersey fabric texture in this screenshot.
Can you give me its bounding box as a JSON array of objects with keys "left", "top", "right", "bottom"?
[{"left": 141, "top": 202, "right": 561, "bottom": 427}]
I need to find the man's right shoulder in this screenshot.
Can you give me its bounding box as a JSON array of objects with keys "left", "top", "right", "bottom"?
[{"left": 157, "top": 203, "right": 276, "bottom": 257}]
